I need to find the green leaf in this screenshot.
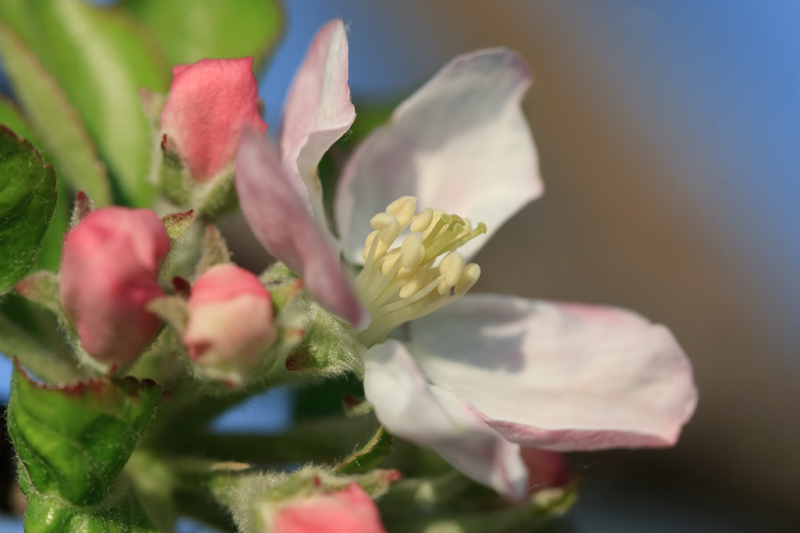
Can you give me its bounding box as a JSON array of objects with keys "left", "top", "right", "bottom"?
[
  {"left": 124, "top": 0, "right": 283, "bottom": 70},
  {"left": 0, "top": 99, "right": 75, "bottom": 272},
  {"left": 0, "top": 127, "right": 57, "bottom": 295},
  {"left": 0, "top": 0, "right": 169, "bottom": 206},
  {"left": 0, "top": 96, "right": 41, "bottom": 147},
  {"left": 0, "top": 313, "right": 82, "bottom": 384},
  {"left": 32, "top": 175, "right": 69, "bottom": 272},
  {"left": 0, "top": 23, "right": 112, "bottom": 205},
  {"left": 24, "top": 487, "right": 159, "bottom": 533},
  {"left": 8, "top": 361, "right": 161, "bottom": 505}
]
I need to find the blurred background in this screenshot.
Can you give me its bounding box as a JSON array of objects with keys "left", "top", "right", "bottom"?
[
  {"left": 254, "top": 1, "right": 800, "bottom": 531},
  {"left": 4, "top": 0, "right": 800, "bottom": 531}
]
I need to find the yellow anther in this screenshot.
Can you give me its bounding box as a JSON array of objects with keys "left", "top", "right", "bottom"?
[
  {"left": 362, "top": 229, "right": 390, "bottom": 261},
  {"left": 399, "top": 269, "right": 428, "bottom": 299},
  {"left": 455, "top": 263, "right": 481, "bottom": 296},
  {"left": 386, "top": 196, "right": 417, "bottom": 226},
  {"left": 370, "top": 212, "right": 396, "bottom": 230},
  {"left": 410, "top": 208, "right": 434, "bottom": 232},
  {"left": 440, "top": 252, "right": 465, "bottom": 287},
  {"left": 380, "top": 249, "right": 402, "bottom": 276},
  {"left": 400, "top": 234, "right": 425, "bottom": 270}
]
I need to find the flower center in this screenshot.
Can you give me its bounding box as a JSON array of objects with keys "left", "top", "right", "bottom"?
[{"left": 355, "top": 196, "right": 486, "bottom": 345}]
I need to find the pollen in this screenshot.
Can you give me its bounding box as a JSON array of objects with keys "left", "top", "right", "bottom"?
[{"left": 355, "top": 196, "right": 486, "bottom": 345}]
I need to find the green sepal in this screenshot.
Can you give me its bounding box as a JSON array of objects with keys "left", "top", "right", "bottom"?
[
  {"left": 123, "top": 0, "right": 283, "bottom": 70},
  {"left": 195, "top": 224, "right": 232, "bottom": 276},
  {"left": 0, "top": 126, "right": 57, "bottom": 296},
  {"left": 337, "top": 426, "right": 393, "bottom": 475},
  {"left": 260, "top": 262, "right": 303, "bottom": 310},
  {"left": 69, "top": 191, "right": 95, "bottom": 228},
  {"left": 0, "top": 22, "right": 112, "bottom": 206},
  {"left": 8, "top": 360, "right": 162, "bottom": 505},
  {"left": 284, "top": 299, "right": 364, "bottom": 378},
  {"left": 23, "top": 484, "right": 159, "bottom": 533},
  {"left": 154, "top": 136, "right": 192, "bottom": 207},
  {"left": 196, "top": 171, "right": 239, "bottom": 219},
  {"left": 147, "top": 296, "right": 189, "bottom": 337},
  {"left": 162, "top": 210, "right": 195, "bottom": 243},
  {"left": 13, "top": 270, "right": 64, "bottom": 320},
  {"left": 151, "top": 127, "right": 238, "bottom": 218}
]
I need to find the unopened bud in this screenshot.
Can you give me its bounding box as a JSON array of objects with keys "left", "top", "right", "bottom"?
[
  {"left": 183, "top": 264, "right": 275, "bottom": 385},
  {"left": 59, "top": 207, "right": 170, "bottom": 367},
  {"left": 160, "top": 58, "right": 268, "bottom": 181}
]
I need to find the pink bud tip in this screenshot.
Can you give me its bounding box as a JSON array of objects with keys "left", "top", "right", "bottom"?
[
  {"left": 183, "top": 264, "right": 275, "bottom": 383},
  {"left": 161, "top": 58, "right": 268, "bottom": 181},
  {"left": 273, "top": 483, "right": 386, "bottom": 533},
  {"left": 59, "top": 207, "right": 170, "bottom": 366}
]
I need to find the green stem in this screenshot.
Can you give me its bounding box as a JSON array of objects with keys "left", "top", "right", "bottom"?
[{"left": 172, "top": 416, "right": 380, "bottom": 464}]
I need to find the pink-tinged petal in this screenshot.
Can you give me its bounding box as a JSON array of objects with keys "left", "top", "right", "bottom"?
[
  {"left": 60, "top": 207, "right": 170, "bottom": 366},
  {"left": 280, "top": 19, "right": 355, "bottom": 223},
  {"left": 183, "top": 265, "right": 275, "bottom": 384},
  {"left": 363, "top": 340, "right": 528, "bottom": 500},
  {"left": 161, "top": 58, "right": 268, "bottom": 181},
  {"left": 272, "top": 483, "right": 386, "bottom": 533},
  {"left": 520, "top": 448, "right": 571, "bottom": 492},
  {"left": 336, "top": 48, "right": 542, "bottom": 264},
  {"left": 408, "top": 294, "right": 698, "bottom": 451},
  {"left": 236, "top": 129, "right": 365, "bottom": 327}
]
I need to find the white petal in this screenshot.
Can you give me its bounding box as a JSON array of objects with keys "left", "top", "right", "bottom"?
[
  {"left": 363, "top": 340, "right": 528, "bottom": 500},
  {"left": 280, "top": 19, "right": 355, "bottom": 227},
  {"left": 407, "top": 294, "right": 698, "bottom": 451},
  {"left": 235, "top": 129, "right": 365, "bottom": 327},
  {"left": 336, "top": 48, "right": 542, "bottom": 264}
]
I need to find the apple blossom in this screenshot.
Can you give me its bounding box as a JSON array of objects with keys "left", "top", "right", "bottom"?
[
  {"left": 161, "top": 57, "right": 268, "bottom": 182},
  {"left": 59, "top": 207, "right": 170, "bottom": 366},
  {"left": 236, "top": 19, "right": 697, "bottom": 500},
  {"left": 183, "top": 264, "right": 276, "bottom": 385},
  {"left": 268, "top": 483, "right": 386, "bottom": 533}
]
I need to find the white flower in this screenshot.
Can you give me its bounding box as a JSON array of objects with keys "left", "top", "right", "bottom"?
[{"left": 235, "top": 19, "right": 697, "bottom": 500}]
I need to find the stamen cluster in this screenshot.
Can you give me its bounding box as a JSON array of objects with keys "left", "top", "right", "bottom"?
[{"left": 355, "top": 196, "right": 486, "bottom": 345}]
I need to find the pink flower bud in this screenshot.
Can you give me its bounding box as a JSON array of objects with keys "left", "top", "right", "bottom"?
[
  {"left": 183, "top": 264, "right": 275, "bottom": 383},
  {"left": 60, "top": 207, "right": 170, "bottom": 366},
  {"left": 161, "top": 57, "right": 268, "bottom": 181},
  {"left": 272, "top": 483, "right": 386, "bottom": 533}
]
